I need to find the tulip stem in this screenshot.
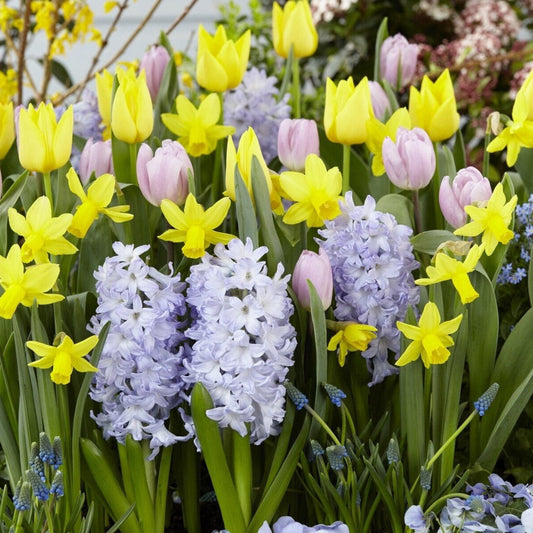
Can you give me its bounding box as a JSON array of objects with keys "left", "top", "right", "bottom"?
[
  {"left": 432, "top": 142, "right": 444, "bottom": 229},
  {"left": 43, "top": 171, "right": 54, "bottom": 212},
  {"left": 412, "top": 190, "right": 422, "bottom": 234},
  {"left": 129, "top": 143, "right": 139, "bottom": 184},
  {"left": 342, "top": 144, "right": 351, "bottom": 194},
  {"left": 291, "top": 56, "right": 301, "bottom": 118}
]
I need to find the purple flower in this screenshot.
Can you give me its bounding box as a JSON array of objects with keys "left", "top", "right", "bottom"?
[
  {"left": 277, "top": 118, "right": 320, "bottom": 171},
  {"left": 258, "top": 516, "right": 349, "bottom": 533},
  {"left": 369, "top": 80, "right": 391, "bottom": 121},
  {"left": 318, "top": 193, "right": 419, "bottom": 385},
  {"left": 78, "top": 138, "right": 113, "bottom": 184},
  {"left": 139, "top": 45, "right": 171, "bottom": 101},
  {"left": 380, "top": 34, "right": 418, "bottom": 89},
  {"left": 404, "top": 505, "right": 429, "bottom": 533}
]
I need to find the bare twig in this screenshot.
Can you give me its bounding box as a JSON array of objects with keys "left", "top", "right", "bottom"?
[
  {"left": 17, "top": 0, "right": 32, "bottom": 105},
  {"left": 164, "top": 0, "right": 199, "bottom": 38}
]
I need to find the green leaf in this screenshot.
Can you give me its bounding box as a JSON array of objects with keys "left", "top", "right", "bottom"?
[
  {"left": 410, "top": 230, "right": 459, "bottom": 254},
  {"left": 376, "top": 193, "right": 413, "bottom": 228},
  {"left": 373, "top": 17, "right": 389, "bottom": 82},
  {"left": 234, "top": 167, "right": 258, "bottom": 248},
  {"left": 191, "top": 383, "right": 246, "bottom": 533},
  {"left": 452, "top": 128, "right": 466, "bottom": 170},
  {"left": 0, "top": 171, "right": 29, "bottom": 255}
]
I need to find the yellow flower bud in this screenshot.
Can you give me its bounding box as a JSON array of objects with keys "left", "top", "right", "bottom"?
[
  {"left": 95, "top": 69, "right": 114, "bottom": 127},
  {"left": 0, "top": 101, "right": 15, "bottom": 159},
  {"left": 196, "top": 25, "right": 250, "bottom": 92},
  {"left": 324, "top": 76, "right": 374, "bottom": 145},
  {"left": 409, "top": 69, "right": 460, "bottom": 142},
  {"left": 18, "top": 103, "right": 73, "bottom": 173},
  {"left": 111, "top": 69, "right": 154, "bottom": 144},
  {"left": 272, "top": 0, "right": 318, "bottom": 59}
]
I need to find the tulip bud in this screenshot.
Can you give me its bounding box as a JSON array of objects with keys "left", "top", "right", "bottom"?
[
  {"left": 78, "top": 138, "right": 113, "bottom": 184},
  {"left": 292, "top": 248, "right": 333, "bottom": 310},
  {"left": 272, "top": 0, "right": 318, "bottom": 59},
  {"left": 368, "top": 80, "right": 391, "bottom": 121},
  {"left": 439, "top": 166, "right": 492, "bottom": 228},
  {"left": 139, "top": 45, "right": 171, "bottom": 101},
  {"left": 380, "top": 34, "right": 418, "bottom": 89},
  {"left": 277, "top": 118, "right": 319, "bottom": 171},
  {"left": 136, "top": 140, "right": 191, "bottom": 206},
  {"left": 382, "top": 127, "right": 435, "bottom": 190},
  {"left": 0, "top": 101, "right": 15, "bottom": 160}
]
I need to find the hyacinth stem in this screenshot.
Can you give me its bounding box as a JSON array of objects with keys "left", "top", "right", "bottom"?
[
  {"left": 43, "top": 171, "right": 53, "bottom": 212},
  {"left": 304, "top": 404, "right": 342, "bottom": 446},
  {"left": 232, "top": 430, "right": 252, "bottom": 525},
  {"left": 44, "top": 501, "right": 55, "bottom": 533},
  {"left": 342, "top": 144, "right": 351, "bottom": 194},
  {"left": 291, "top": 56, "right": 301, "bottom": 118},
  {"left": 155, "top": 444, "right": 172, "bottom": 533}
]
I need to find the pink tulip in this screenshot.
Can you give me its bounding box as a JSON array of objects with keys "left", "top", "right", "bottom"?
[
  {"left": 277, "top": 118, "right": 319, "bottom": 171},
  {"left": 292, "top": 248, "right": 333, "bottom": 310},
  {"left": 439, "top": 166, "right": 492, "bottom": 228},
  {"left": 380, "top": 34, "right": 418, "bottom": 89},
  {"left": 139, "top": 45, "right": 171, "bottom": 101},
  {"left": 382, "top": 127, "right": 435, "bottom": 190},
  {"left": 78, "top": 138, "right": 113, "bottom": 184},
  {"left": 136, "top": 140, "right": 191, "bottom": 206},
  {"left": 368, "top": 80, "right": 391, "bottom": 121}
]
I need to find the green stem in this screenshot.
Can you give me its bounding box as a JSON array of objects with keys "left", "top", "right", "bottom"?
[
  {"left": 129, "top": 143, "right": 139, "bottom": 184},
  {"left": 483, "top": 128, "right": 491, "bottom": 178},
  {"left": 425, "top": 492, "right": 469, "bottom": 515},
  {"left": 44, "top": 499, "right": 55, "bottom": 533},
  {"left": 304, "top": 404, "right": 341, "bottom": 446},
  {"left": 342, "top": 144, "right": 351, "bottom": 194},
  {"left": 43, "top": 171, "right": 53, "bottom": 212},
  {"left": 114, "top": 179, "right": 134, "bottom": 244},
  {"left": 432, "top": 142, "right": 444, "bottom": 229},
  {"left": 291, "top": 56, "right": 301, "bottom": 118},
  {"left": 154, "top": 445, "right": 172, "bottom": 533},
  {"left": 412, "top": 190, "right": 422, "bottom": 234},
  {"left": 232, "top": 431, "right": 252, "bottom": 525}
]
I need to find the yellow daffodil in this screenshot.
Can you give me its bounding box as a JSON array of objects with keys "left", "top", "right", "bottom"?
[
  {"left": 162, "top": 94, "right": 235, "bottom": 157},
  {"left": 0, "top": 101, "right": 14, "bottom": 159},
  {"left": 409, "top": 69, "right": 460, "bottom": 142},
  {"left": 111, "top": 68, "right": 153, "bottom": 144},
  {"left": 280, "top": 154, "right": 342, "bottom": 227},
  {"left": 415, "top": 244, "right": 484, "bottom": 304},
  {"left": 396, "top": 302, "right": 463, "bottom": 368},
  {"left": 8, "top": 196, "right": 77, "bottom": 264},
  {"left": 327, "top": 322, "right": 378, "bottom": 367},
  {"left": 486, "top": 89, "right": 533, "bottom": 167},
  {"left": 272, "top": 0, "right": 318, "bottom": 59},
  {"left": 18, "top": 102, "right": 73, "bottom": 173},
  {"left": 366, "top": 107, "right": 411, "bottom": 176},
  {"left": 225, "top": 127, "right": 277, "bottom": 208},
  {"left": 454, "top": 183, "right": 517, "bottom": 256},
  {"left": 324, "top": 76, "right": 374, "bottom": 145},
  {"left": 66, "top": 168, "right": 133, "bottom": 238},
  {"left": 196, "top": 24, "right": 250, "bottom": 92},
  {"left": 0, "top": 244, "right": 64, "bottom": 319},
  {"left": 159, "top": 194, "right": 235, "bottom": 259},
  {"left": 27, "top": 333, "right": 98, "bottom": 385}
]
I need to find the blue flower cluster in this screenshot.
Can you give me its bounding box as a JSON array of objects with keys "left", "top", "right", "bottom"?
[
  {"left": 318, "top": 193, "right": 420, "bottom": 385},
  {"left": 224, "top": 67, "right": 291, "bottom": 163},
  {"left": 182, "top": 238, "right": 297, "bottom": 444},
  {"left": 89, "top": 242, "right": 189, "bottom": 459},
  {"left": 405, "top": 474, "right": 533, "bottom": 533}
]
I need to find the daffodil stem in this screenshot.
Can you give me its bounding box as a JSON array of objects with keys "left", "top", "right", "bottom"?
[
  {"left": 291, "top": 56, "right": 301, "bottom": 118},
  {"left": 211, "top": 93, "right": 224, "bottom": 204},
  {"left": 342, "top": 144, "right": 351, "bottom": 194},
  {"left": 43, "top": 171, "right": 53, "bottom": 212},
  {"left": 304, "top": 404, "right": 342, "bottom": 446}
]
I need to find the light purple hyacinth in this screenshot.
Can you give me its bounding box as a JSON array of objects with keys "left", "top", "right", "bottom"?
[
  {"left": 318, "top": 192, "right": 419, "bottom": 385},
  {"left": 182, "top": 238, "right": 296, "bottom": 444},
  {"left": 224, "top": 67, "right": 291, "bottom": 163},
  {"left": 258, "top": 516, "right": 349, "bottom": 533},
  {"left": 89, "top": 242, "right": 190, "bottom": 459}
]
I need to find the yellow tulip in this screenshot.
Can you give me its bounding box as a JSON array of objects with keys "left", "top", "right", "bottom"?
[
  {"left": 272, "top": 0, "right": 318, "bottom": 59},
  {"left": 95, "top": 68, "right": 114, "bottom": 128},
  {"left": 225, "top": 127, "right": 273, "bottom": 205},
  {"left": 18, "top": 103, "right": 73, "bottom": 173},
  {"left": 324, "top": 76, "right": 374, "bottom": 145},
  {"left": 0, "top": 101, "right": 15, "bottom": 159},
  {"left": 409, "top": 69, "right": 460, "bottom": 142},
  {"left": 111, "top": 69, "right": 153, "bottom": 144},
  {"left": 196, "top": 24, "right": 250, "bottom": 92}
]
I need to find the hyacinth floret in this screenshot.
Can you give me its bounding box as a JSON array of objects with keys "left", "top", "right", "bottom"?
[
  {"left": 182, "top": 238, "right": 297, "bottom": 444},
  {"left": 89, "top": 242, "right": 190, "bottom": 459},
  {"left": 51, "top": 436, "right": 63, "bottom": 468},
  {"left": 26, "top": 469, "right": 49, "bottom": 501},
  {"left": 326, "top": 445, "right": 348, "bottom": 471},
  {"left": 322, "top": 382, "right": 346, "bottom": 407},
  {"left": 310, "top": 439, "right": 325, "bottom": 458},
  {"left": 12, "top": 481, "right": 31, "bottom": 512},
  {"left": 284, "top": 381, "right": 309, "bottom": 411},
  {"left": 474, "top": 383, "right": 499, "bottom": 416},
  {"left": 224, "top": 67, "right": 291, "bottom": 163},
  {"left": 386, "top": 438, "right": 401, "bottom": 464},
  {"left": 50, "top": 470, "right": 64, "bottom": 498},
  {"left": 318, "top": 192, "right": 419, "bottom": 385}
]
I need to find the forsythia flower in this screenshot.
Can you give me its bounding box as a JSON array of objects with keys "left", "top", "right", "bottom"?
[
  {"left": 8, "top": 196, "right": 77, "bottom": 264},
  {"left": 162, "top": 93, "right": 235, "bottom": 157},
  {"left": 0, "top": 244, "right": 64, "bottom": 319},
  {"left": 111, "top": 69, "right": 153, "bottom": 143},
  {"left": 328, "top": 323, "right": 378, "bottom": 367},
  {"left": 396, "top": 302, "right": 463, "bottom": 368},
  {"left": 280, "top": 154, "right": 342, "bottom": 227},
  {"left": 454, "top": 183, "right": 517, "bottom": 256},
  {"left": 159, "top": 194, "right": 235, "bottom": 259},
  {"left": 18, "top": 103, "right": 73, "bottom": 173},
  {"left": 0, "top": 68, "right": 17, "bottom": 104},
  {"left": 196, "top": 24, "right": 250, "bottom": 92},
  {"left": 409, "top": 69, "right": 460, "bottom": 142},
  {"left": 66, "top": 168, "right": 133, "bottom": 238},
  {"left": 415, "top": 244, "right": 484, "bottom": 304},
  {"left": 27, "top": 333, "right": 99, "bottom": 385}
]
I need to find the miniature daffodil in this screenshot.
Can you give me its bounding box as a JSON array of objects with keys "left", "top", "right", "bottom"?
[
  {"left": 327, "top": 323, "right": 378, "bottom": 367},
  {"left": 396, "top": 302, "right": 463, "bottom": 368},
  {"left": 8, "top": 196, "right": 77, "bottom": 263},
  {"left": 158, "top": 194, "right": 235, "bottom": 259},
  {"left": 27, "top": 333, "right": 99, "bottom": 385}
]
